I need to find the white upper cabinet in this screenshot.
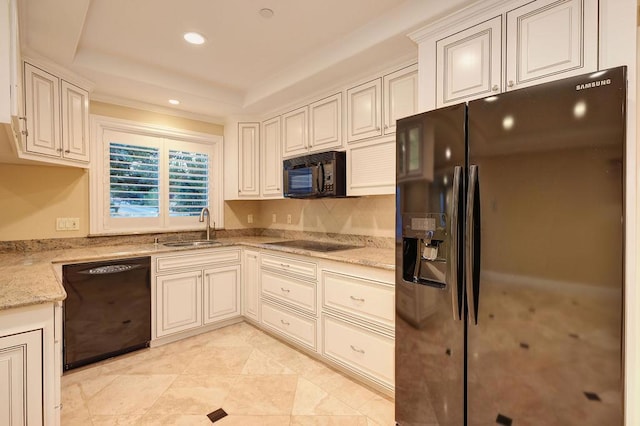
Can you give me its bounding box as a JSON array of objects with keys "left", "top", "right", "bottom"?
[
  {"left": 24, "top": 63, "right": 61, "bottom": 157},
  {"left": 282, "top": 106, "right": 309, "bottom": 157},
  {"left": 261, "top": 116, "right": 282, "bottom": 197},
  {"left": 505, "top": 0, "right": 598, "bottom": 90},
  {"left": 415, "top": 0, "right": 599, "bottom": 109},
  {"left": 347, "top": 78, "right": 382, "bottom": 143},
  {"left": 309, "top": 93, "right": 343, "bottom": 152},
  {"left": 383, "top": 64, "right": 418, "bottom": 134},
  {"left": 60, "top": 80, "right": 90, "bottom": 162},
  {"left": 238, "top": 122, "right": 260, "bottom": 197},
  {"left": 23, "top": 62, "right": 91, "bottom": 166},
  {"left": 436, "top": 16, "right": 502, "bottom": 107},
  {"left": 1, "top": 0, "right": 22, "bottom": 127}
]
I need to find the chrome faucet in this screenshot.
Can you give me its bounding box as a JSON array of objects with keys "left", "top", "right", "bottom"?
[{"left": 199, "top": 207, "right": 214, "bottom": 240}]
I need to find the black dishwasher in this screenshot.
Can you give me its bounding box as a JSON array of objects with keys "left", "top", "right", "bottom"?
[{"left": 62, "top": 256, "right": 151, "bottom": 370}]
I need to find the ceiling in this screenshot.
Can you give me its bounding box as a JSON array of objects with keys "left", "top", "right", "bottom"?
[{"left": 18, "top": 0, "right": 471, "bottom": 123}]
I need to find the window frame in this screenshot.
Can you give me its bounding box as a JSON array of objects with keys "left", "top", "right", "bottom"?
[{"left": 90, "top": 115, "right": 224, "bottom": 235}]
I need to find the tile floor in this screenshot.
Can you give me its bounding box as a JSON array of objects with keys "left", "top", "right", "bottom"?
[{"left": 61, "top": 321, "right": 394, "bottom": 425}]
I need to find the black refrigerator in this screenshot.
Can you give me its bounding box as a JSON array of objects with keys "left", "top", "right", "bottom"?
[{"left": 395, "top": 66, "right": 626, "bottom": 426}]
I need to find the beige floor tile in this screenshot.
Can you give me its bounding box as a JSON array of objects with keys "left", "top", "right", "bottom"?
[
  {"left": 290, "top": 415, "right": 369, "bottom": 425},
  {"left": 61, "top": 323, "right": 396, "bottom": 425},
  {"left": 292, "top": 378, "right": 360, "bottom": 416},
  {"left": 359, "top": 396, "right": 395, "bottom": 426},
  {"left": 216, "top": 414, "right": 292, "bottom": 425},
  {"left": 86, "top": 374, "right": 177, "bottom": 416},
  {"left": 224, "top": 374, "right": 299, "bottom": 415},
  {"left": 146, "top": 374, "right": 238, "bottom": 416},
  {"left": 183, "top": 346, "right": 253, "bottom": 375},
  {"left": 242, "top": 349, "right": 296, "bottom": 375}
]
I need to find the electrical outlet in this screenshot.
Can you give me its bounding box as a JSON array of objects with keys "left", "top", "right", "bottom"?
[
  {"left": 287, "top": 214, "right": 292, "bottom": 224},
  {"left": 272, "top": 213, "right": 277, "bottom": 223},
  {"left": 247, "top": 214, "right": 253, "bottom": 224},
  {"left": 68, "top": 218, "right": 80, "bottom": 230}
]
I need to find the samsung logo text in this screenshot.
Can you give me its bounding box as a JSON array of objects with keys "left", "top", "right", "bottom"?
[{"left": 576, "top": 79, "right": 611, "bottom": 91}]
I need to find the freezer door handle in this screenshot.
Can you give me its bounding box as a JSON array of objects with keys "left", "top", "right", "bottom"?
[
  {"left": 465, "top": 165, "right": 481, "bottom": 325},
  {"left": 450, "top": 165, "right": 462, "bottom": 321}
]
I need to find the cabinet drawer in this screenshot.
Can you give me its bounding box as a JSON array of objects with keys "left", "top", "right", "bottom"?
[
  {"left": 262, "top": 270, "right": 317, "bottom": 314},
  {"left": 261, "top": 301, "right": 316, "bottom": 350},
  {"left": 322, "top": 271, "right": 394, "bottom": 329},
  {"left": 261, "top": 253, "right": 317, "bottom": 279},
  {"left": 322, "top": 315, "right": 394, "bottom": 389},
  {"left": 156, "top": 248, "right": 240, "bottom": 272}
]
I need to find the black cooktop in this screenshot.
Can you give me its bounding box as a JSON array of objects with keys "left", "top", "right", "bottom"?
[{"left": 265, "top": 240, "right": 360, "bottom": 252}]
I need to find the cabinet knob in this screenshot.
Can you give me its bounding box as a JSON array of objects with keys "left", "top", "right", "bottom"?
[
  {"left": 492, "top": 85, "right": 499, "bottom": 92},
  {"left": 376, "top": 127, "right": 381, "bottom": 131},
  {"left": 508, "top": 80, "right": 515, "bottom": 88},
  {"left": 64, "top": 150, "right": 71, "bottom": 154},
  {"left": 57, "top": 148, "right": 63, "bottom": 152},
  {"left": 18, "top": 116, "right": 26, "bottom": 121},
  {"left": 21, "top": 129, "right": 28, "bottom": 137}
]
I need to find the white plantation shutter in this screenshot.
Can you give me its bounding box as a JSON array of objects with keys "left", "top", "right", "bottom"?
[
  {"left": 168, "top": 149, "right": 209, "bottom": 217},
  {"left": 109, "top": 142, "right": 160, "bottom": 217}
]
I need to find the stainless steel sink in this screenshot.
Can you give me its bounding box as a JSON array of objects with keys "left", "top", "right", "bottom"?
[{"left": 163, "top": 240, "right": 222, "bottom": 247}]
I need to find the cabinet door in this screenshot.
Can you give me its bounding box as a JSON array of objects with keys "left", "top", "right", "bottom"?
[
  {"left": 61, "top": 80, "right": 89, "bottom": 162},
  {"left": 347, "top": 138, "right": 396, "bottom": 196},
  {"left": 155, "top": 271, "right": 202, "bottom": 337},
  {"left": 242, "top": 250, "right": 260, "bottom": 322},
  {"left": 238, "top": 122, "right": 260, "bottom": 197},
  {"left": 261, "top": 116, "right": 283, "bottom": 197},
  {"left": 383, "top": 64, "right": 418, "bottom": 134},
  {"left": 436, "top": 16, "right": 502, "bottom": 107},
  {"left": 506, "top": 0, "right": 597, "bottom": 90},
  {"left": 24, "top": 63, "right": 61, "bottom": 157},
  {"left": 0, "top": 329, "right": 43, "bottom": 426},
  {"left": 282, "top": 106, "right": 308, "bottom": 157},
  {"left": 309, "top": 93, "right": 342, "bottom": 152},
  {"left": 347, "top": 78, "right": 382, "bottom": 143},
  {"left": 203, "top": 265, "right": 241, "bottom": 324}
]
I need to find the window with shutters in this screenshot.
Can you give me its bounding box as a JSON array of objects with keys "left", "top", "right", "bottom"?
[{"left": 90, "top": 116, "right": 223, "bottom": 234}]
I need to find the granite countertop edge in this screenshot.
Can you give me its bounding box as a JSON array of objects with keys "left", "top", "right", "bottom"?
[{"left": 0, "top": 237, "right": 395, "bottom": 312}]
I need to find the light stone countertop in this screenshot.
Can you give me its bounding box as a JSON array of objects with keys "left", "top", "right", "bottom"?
[{"left": 0, "top": 236, "right": 395, "bottom": 311}]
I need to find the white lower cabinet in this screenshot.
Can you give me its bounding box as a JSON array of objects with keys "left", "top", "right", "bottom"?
[
  {"left": 156, "top": 270, "right": 203, "bottom": 337},
  {"left": 259, "top": 252, "right": 319, "bottom": 351},
  {"left": 320, "top": 261, "right": 395, "bottom": 392},
  {"left": 153, "top": 248, "right": 242, "bottom": 341},
  {"left": 242, "top": 249, "right": 261, "bottom": 322},
  {"left": 203, "top": 264, "right": 241, "bottom": 324},
  {"left": 322, "top": 314, "right": 394, "bottom": 390},
  {"left": 261, "top": 300, "right": 317, "bottom": 351},
  {"left": 0, "top": 329, "right": 43, "bottom": 426},
  {"left": 0, "top": 303, "right": 58, "bottom": 426}
]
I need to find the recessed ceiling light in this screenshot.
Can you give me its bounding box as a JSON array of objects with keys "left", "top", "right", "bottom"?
[
  {"left": 169, "top": 99, "right": 180, "bottom": 105},
  {"left": 183, "top": 32, "right": 206, "bottom": 45},
  {"left": 259, "top": 8, "right": 274, "bottom": 18}
]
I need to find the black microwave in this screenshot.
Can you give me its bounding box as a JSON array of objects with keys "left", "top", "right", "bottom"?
[{"left": 283, "top": 151, "right": 346, "bottom": 198}]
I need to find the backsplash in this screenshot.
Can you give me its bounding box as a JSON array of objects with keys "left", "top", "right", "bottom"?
[{"left": 226, "top": 195, "right": 395, "bottom": 238}]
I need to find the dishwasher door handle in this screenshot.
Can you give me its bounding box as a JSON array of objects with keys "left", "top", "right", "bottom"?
[{"left": 78, "top": 264, "right": 143, "bottom": 275}]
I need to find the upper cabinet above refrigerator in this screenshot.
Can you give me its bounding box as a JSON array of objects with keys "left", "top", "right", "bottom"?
[{"left": 412, "top": 0, "right": 599, "bottom": 109}]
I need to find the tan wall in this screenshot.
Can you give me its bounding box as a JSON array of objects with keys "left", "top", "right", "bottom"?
[
  {"left": 0, "top": 164, "right": 89, "bottom": 240},
  {"left": 0, "top": 103, "right": 224, "bottom": 241}
]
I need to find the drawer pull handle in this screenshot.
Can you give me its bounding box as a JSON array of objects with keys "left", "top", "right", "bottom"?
[
  {"left": 350, "top": 345, "right": 365, "bottom": 354},
  {"left": 281, "top": 319, "right": 290, "bottom": 326},
  {"left": 350, "top": 296, "right": 365, "bottom": 302},
  {"left": 281, "top": 287, "right": 290, "bottom": 293},
  {"left": 280, "top": 263, "right": 290, "bottom": 268}
]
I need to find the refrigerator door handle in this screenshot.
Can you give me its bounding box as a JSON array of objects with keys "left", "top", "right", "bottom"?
[
  {"left": 465, "top": 164, "right": 479, "bottom": 325},
  {"left": 450, "top": 165, "right": 462, "bottom": 321}
]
